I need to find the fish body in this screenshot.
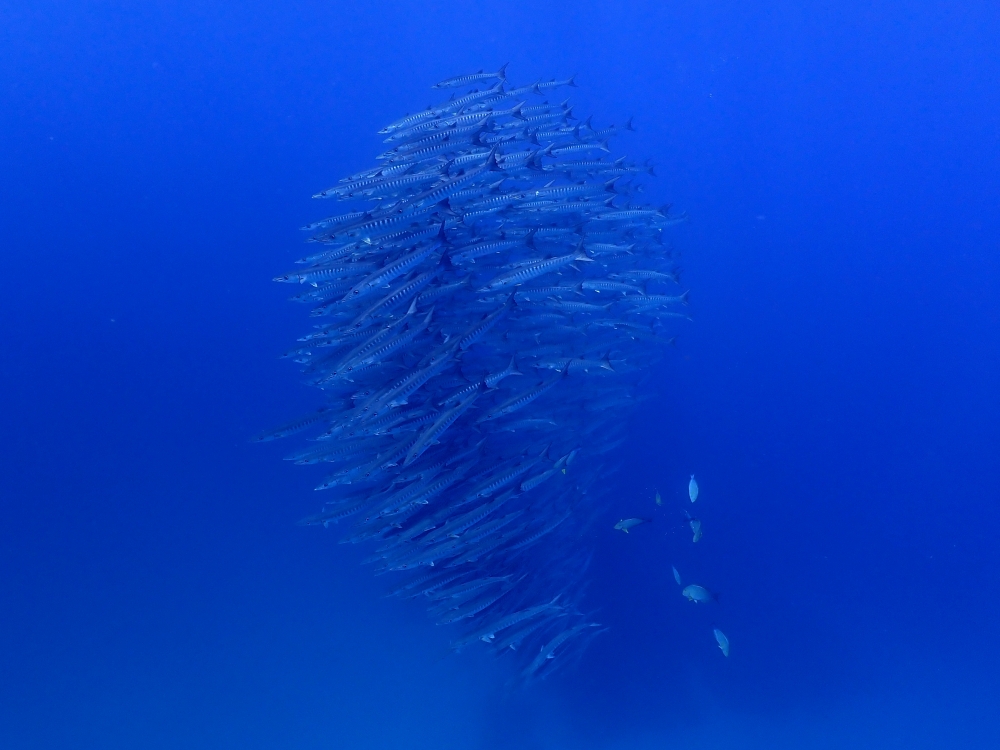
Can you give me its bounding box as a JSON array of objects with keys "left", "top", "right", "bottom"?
[
  {"left": 477, "top": 376, "right": 563, "bottom": 422},
  {"left": 683, "top": 509, "right": 703, "bottom": 543},
  {"left": 614, "top": 517, "right": 651, "bottom": 533},
  {"left": 672, "top": 566, "right": 681, "bottom": 586},
  {"left": 682, "top": 585, "right": 716, "bottom": 604},
  {"left": 251, "top": 408, "right": 331, "bottom": 442},
  {"left": 713, "top": 628, "right": 730, "bottom": 656},
  {"left": 478, "top": 251, "right": 592, "bottom": 293},
  {"left": 433, "top": 64, "right": 509, "bottom": 90},
  {"left": 688, "top": 474, "right": 699, "bottom": 502}
]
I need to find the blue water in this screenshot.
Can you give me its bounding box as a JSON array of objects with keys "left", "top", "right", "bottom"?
[{"left": 3, "top": 1, "right": 998, "bottom": 748}]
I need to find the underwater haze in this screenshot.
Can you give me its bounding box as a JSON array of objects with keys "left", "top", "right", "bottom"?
[{"left": 2, "top": 1, "right": 999, "bottom": 748}]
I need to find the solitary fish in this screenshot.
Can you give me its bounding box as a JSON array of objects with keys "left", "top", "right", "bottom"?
[
  {"left": 614, "top": 517, "right": 651, "bottom": 534},
  {"left": 688, "top": 474, "right": 699, "bottom": 503},
  {"left": 672, "top": 565, "right": 682, "bottom": 586},
  {"left": 682, "top": 584, "right": 716, "bottom": 603},
  {"left": 685, "top": 510, "right": 702, "bottom": 542},
  {"left": 713, "top": 628, "right": 730, "bottom": 656},
  {"left": 655, "top": 490, "right": 662, "bottom": 506}
]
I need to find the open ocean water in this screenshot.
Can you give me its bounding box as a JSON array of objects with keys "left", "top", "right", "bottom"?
[{"left": 2, "top": 2, "right": 998, "bottom": 748}]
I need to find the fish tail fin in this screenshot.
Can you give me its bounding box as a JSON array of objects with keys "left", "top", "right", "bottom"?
[
  {"left": 487, "top": 146, "right": 502, "bottom": 171},
  {"left": 567, "top": 74, "right": 578, "bottom": 87},
  {"left": 680, "top": 290, "right": 690, "bottom": 306},
  {"left": 497, "top": 62, "right": 509, "bottom": 80},
  {"left": 624, "top": 116, "right": 635, "bottom": 131},
  {"left": 599, "top": 139, "right": 610, "bottom": 152},
  {"left": 509, "top": 101, "right": 526, "bottom": 120}
]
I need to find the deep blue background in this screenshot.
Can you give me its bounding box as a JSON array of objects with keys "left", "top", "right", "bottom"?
[{"left": 2, "top": 1, "right": 998, "bottom": 748}]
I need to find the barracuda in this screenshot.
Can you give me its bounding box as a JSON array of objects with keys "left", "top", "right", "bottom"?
[{"left": 258, "top": 67, "right": 691, "bottom": 683}]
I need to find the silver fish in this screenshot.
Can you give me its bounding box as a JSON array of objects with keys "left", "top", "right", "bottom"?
[
  {"left": 433, "top": 64, "right": 509, "bottom": 90},
  {"left": 682, "top": 585, "right": 716, "bottom": 603},
  {"left": 614, "top": 517, "right": 651, "bottom": 534},
  {"left": 713, "top": 628, "right": 730, "bottom": 656}
]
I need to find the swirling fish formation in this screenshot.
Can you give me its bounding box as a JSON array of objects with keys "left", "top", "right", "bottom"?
[{"left": 260, "top": 65, "right": 690, "bottom": 683}]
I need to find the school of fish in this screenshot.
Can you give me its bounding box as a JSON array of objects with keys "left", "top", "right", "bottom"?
[
  {"left": 668, "top": 475, "right": 730, "bottom": 657},
  {"left": 257, "top": 66, "right": 688, "bottom": 683}
]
